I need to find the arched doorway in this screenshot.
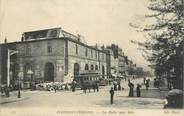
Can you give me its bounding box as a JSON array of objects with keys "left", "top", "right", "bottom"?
[
  {"left": 102, "top": 65, "right": 105, "bottom": 78},
  {"left": 24, "top": 63, "right": 32, "bottom": 81},
  {"left": 73, "top": 63, "right": 80, "bottom": 81},
  {"left": 44, "top": 62, "right": 54, "bottom": 82}
]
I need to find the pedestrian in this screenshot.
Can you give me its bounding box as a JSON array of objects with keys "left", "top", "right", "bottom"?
[
  {"left": 146, "top": 79, "right": 149, "bottom": 90},
  {"left": 96, "top": 84, "right": 99, "bottom": 92},
  {"left": 133, "top": 76, "right": 135, "bottom": 80},
  {"left": 93, "top": 83, "right": 96, "bottom": 92},
  {"left": 136, "top": 84, "right": 141, "bottom": 97},
  {"left": 71, "top": 80, "right": 76, "bottom": 92},
  {"left": 88, "top": 86, "right": 91, "bottom": 93},
  {"left": 128, "top": 79, "right": 130, "bottom": 84},
  {"left": 83, "top": 84, "right": 87, "bottom": 94},
  {"left": 117, "top": 81, "right": 121, "bottom": 91},
  {"left": 95, "top": 81, "right": 99, "bottom": 92},
  {"left": 65, "top": 83, "right": 69, "bottom": 90},
  {"left": 154, "top": 78, "right": 160, "bottom": 88},
  {"left": 109, "top": 87, "right": 114, "bottom": 104},
  {"left": 54, "top": 84, "right": 57, "bottom": 93},
  {"left": 128, "top": 82, "right": 134, "bottom": 97},
  {"left": 5, "top": 85, "right": 10, "bottom": 97},
  {"left": 128, "top": 79, "right": 131, "bottom": 87},
  {"left": 113, "top": 81, "right": 117, "bottom": 91},
  {"left": 143, "top": 77, "right": 146, "bottom": 84}
]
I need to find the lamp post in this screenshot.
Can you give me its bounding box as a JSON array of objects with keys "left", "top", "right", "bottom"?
[{"left": 6, "top": 49, "right": 18, "bottom": 97}]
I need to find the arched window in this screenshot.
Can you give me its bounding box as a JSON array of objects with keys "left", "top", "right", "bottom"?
[
  {"left": 24, "top": 63, "right": 32, "bottom": 81},
  {"left": 74, "top": 63, "right": 80, "bottom": 76},
  {"left": 90, "top": 64, "right": 94, "bottom": 70},
  {"left": 85, "top": 64, "right": 89, "bottom": 70},
  {"left": 95, "top": 65, "right": 98, "bottom": 70}
]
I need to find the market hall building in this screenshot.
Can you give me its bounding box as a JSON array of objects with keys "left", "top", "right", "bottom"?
[{"left": 0, "top": 27, "right": 107, "bottom": 88}]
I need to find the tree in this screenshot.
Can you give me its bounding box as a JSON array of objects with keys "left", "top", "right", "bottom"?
[{"left": 131, "top": 0, "right": 184, "bottom": 89}]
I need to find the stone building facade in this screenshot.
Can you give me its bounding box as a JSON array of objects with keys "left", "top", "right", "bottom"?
[{"left": 0, "top": 27, "right": 107, "bottom": 88}]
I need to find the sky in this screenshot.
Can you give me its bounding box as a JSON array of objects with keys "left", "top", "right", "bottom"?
[{"left": 0, "top": 0, "right": 151, "bottom": 70}]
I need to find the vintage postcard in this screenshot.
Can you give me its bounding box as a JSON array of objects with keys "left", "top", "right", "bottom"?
[{"left": 0, "top": 0, "right": 183, "bottom": 116}]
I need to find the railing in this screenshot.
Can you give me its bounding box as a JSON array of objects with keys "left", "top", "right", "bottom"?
[{"left": 79, "top": 70, "right": 101, "bottom": 74}]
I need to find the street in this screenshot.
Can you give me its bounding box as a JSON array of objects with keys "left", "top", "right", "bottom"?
[{"left": 0, "top": 78, "right": 166, "bottom": 109}]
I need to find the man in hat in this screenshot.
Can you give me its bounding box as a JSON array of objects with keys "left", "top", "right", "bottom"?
[{"left": 109, "top": 87, "right": 115, "bottom": 104}]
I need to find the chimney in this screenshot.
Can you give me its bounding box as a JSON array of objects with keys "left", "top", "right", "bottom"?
[
  {"left": 77, "top": 34, "right": 80, "bottom": 42},
  {"left": 21, "top": 34, "right": 25, "bottom": 41},
  {"left": 101, "top": 45, "right": 105, "bottom": 50},
  {"left": 4, "top": 37, "right": 7, "bottom": 43},
  {"left": 95, "top": 43, "right": 98, "bottom": 48}
]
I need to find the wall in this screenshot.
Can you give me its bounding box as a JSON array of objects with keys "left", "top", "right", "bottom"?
[
  {"left": 15, "top": 39, "right": 65, "bottom": 82},
  {"left": 0, "top": 45, "right": 2, "bottom": 84},
  {"left": 67, "top": 40, "right": 107, "bottom": 79}
]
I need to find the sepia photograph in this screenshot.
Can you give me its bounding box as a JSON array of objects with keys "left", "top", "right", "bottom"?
[{"left": 0, "top": 0, "right": 184, "bottom": 116}]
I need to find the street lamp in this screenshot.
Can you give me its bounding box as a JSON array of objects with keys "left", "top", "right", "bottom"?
[
  {"left": 6, "top": 49, "right": 18, "bottom": 97},
  {"left": 18, "top": 71, "right": 23, "bottom": 98}
]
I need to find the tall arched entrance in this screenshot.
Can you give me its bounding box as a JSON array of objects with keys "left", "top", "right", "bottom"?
[
  {"left": 44, "top": 62, "right": 54, "bottom": 82},
  {"left": 73, "top": 63, "right": 80, "bottom": 81},
  {"left": 24, "top": 63, "right": 33, "bottom": 81}
]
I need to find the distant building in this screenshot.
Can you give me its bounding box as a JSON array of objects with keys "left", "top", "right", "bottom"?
[
  {"left": 105, "top": 48, "right": 119, "bottom": 79},
  {"left": 0, "top": 27, "right": 107, "bottom": 88},
  {"left": 105, "top": 44, "right": 128, "bottom": 79}
]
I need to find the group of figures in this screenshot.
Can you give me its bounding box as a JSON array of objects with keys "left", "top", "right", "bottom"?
[
  {"left": 109, "top": 77, "right": 151, "bottom": 104},
  {"left": 128, "top": 79, "right": 142, "bottom": 97},
  {"left": 52, "top": 80, "right": 77, "bottom": 93},
  {"left": 113, "top": 81, "right": 122, "bottom": 91},
  {"left": 54, "top": 80, "right": 100, "bottom": 94},
  {"left": 128, "top": 77, "right": 150, "bottom": 97}
]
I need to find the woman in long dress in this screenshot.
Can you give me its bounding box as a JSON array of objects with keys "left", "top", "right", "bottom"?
[{"left": 128, "top": 82, "right": 134, "bottom": 97}]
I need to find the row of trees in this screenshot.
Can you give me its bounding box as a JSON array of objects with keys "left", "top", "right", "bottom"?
[
  {"left": 128, "top": 67, "right": 152, "bottom": 77},
  {"left": 131, "top": 0, "right": 184, "bottom": 89}
]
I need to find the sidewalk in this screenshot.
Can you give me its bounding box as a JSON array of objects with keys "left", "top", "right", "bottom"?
[
  {"left": 140, "top": 81, "right": 168, "bottom": 99},
  {"left": 158, "top": 86, "right": 169, "bottom": 99},
  {"left": 123, "top": 78, "right": 167, "bottom": 99},
  {"left": 0, "top": 91, "right": 28, "bottom": 104}
]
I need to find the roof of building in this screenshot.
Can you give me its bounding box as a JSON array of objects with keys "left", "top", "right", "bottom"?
[{"left": 0, "top": 27, "right": 107, "bottom": 53}]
